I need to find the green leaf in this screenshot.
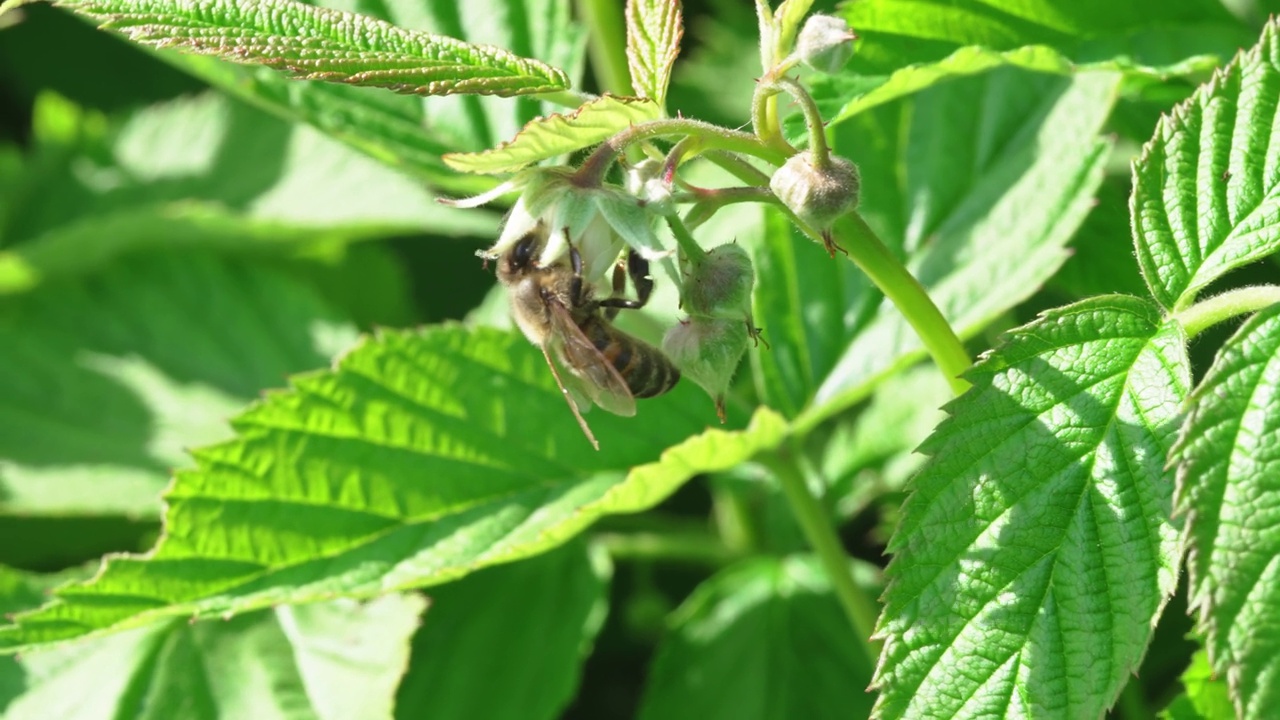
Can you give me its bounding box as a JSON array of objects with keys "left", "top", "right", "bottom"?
[
  {"left": 0, "top": 326, "right": 789, "bottom": 652},
  {"left": 50, "top": 0, "right": 569, "bottom": 97},
  {"left": 0, "top": 92, "right": 496, "bottom": 293},
  {"left": 637, "top": 555, "right": 876, "bottom": 720},
  {"left": 874, "top": 296, "right": 1191, "bottom": 719},
  {"left": 1132, "top": 19, "right": 1280, "bottom": 311},
  {"left": 1160, "top": 648, "right": 1235, "bottom": 720},
  {"left": 442, "top": 95, "right": 660, "bottom": 174},
  {"left": 816, "top": 0, "right": 1246, "bottom": 127},
  {"left": 626, "top": 0, "right": 681, "bottom": 105},
  {"left": 60, "top": 0, "right": 585, "bottom": 193},
  {"left": 0, "top": 250, "right": 357, "bottom": 517},
  {"left": 1172, "top": 302, "right": 1280, "bottom": 718},
  {"left": 806, "top": 68, "right": 1119, "bottom": 421},
  {"left": 2, "top": 594, "right": 423, "bottom": 720},
  {"left": 1052, "top": 176, "right": 1150, "bottom": 299},
  {"left": 395, "top": 542, "right": 609, "bottom": 720}
]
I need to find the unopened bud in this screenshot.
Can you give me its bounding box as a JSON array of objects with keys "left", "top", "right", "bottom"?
[
  {"left": 681, "top": 243, "right": 755, "bottom": 322},
  {"left": 624, "top": 158, "right": 675, "bottom": 217},
  {"left": 662, "top": 317, "right": 750, "bottom": 423},
  {"left": 770, "top": 151, "right": 859, "bottom": 233},
  {"left": 796, "top": 15, "right": 857, "bottom": 74}
]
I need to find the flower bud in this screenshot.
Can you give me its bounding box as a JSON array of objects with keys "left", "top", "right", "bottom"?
[
  {"left": 681, "top": 243, "right": 755, "bottom": 323},
  {"left": 662, "top": 317, "right": 750, "bottom": 423},
  {"left": 796, "top": 15, "right": 857, "bottom": 74},
  {"left": 770, "top": 151, "right": 859, "bottom": 251},
  {"left": 624, "top": 159, "right": 675, "bottom": 217}
]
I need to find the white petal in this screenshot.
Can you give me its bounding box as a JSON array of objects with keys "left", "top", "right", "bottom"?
[
  {"left": 483, "top": 196, "right": 540, "bottom": 259},
  {"left": 436, "top": 178, "right": 519, "bottom": 208}
]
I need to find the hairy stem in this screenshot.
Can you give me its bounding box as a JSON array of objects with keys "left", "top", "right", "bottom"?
[
  {"left": 790, "top": 213, "right": 972, "bottom": 436},
  {"left": 1174, "top": 285, "right": 1280, "bottom": 339},
  {"left": 772, "top": 76, "right": 830, "bottom": 166},
  {"left": 575, "top": 119, "right": 787, "bottom": 186}
]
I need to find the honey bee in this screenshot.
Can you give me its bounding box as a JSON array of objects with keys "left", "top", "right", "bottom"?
[{"left": 497, "top": 227, "right": 680, "bottom": 449}]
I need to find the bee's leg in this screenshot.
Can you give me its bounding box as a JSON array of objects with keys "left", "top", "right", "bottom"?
[
  {"left": 566, "top": 243, "right": 589, "bottom": 306},
  {"left": 605, "top": 261, "right": 627, "bottom": 321},
  {"left": 598, "top": 251, "right": 653, "bottom": 315}
]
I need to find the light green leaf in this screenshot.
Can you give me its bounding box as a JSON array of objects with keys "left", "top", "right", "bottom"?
[
  {"left": 0, "top": 92, "right": 497, "bottom": 293},
  {"left": 874, "top": 296, "right": 1191, "bottom": 719},
  {"left": 806, "top": 68, "right": 1119, "bottom": 423},
  {"left": 816, "top": 0, "right": 1246, "bottom": 127},
  {"left": 1172, "top": 302, "right": 1280, "bottom": 718},
  {"left": 443, "top": 95, "right": 660, "bottom": 174},
  {"left": 0, "top": 325, "right": 789, "bottom": 652},
  {"left": 395, "top": 542, "right": 609, "bottom": 720},
  {"left": 2, "top": 594, "right": 423, "bottom": 720},
  {"left": 637, "top": 555, "right": 876, "bottom": 720},
  {"left": 50, "top": 0, "right": 569, "bottom": 97},
  {"left": 0, "top": 250, "right": 357, "bottom": 517},
  {"left": 1132, "top": 18, "right": 1280, "bottom": 311},
  {"left": 626, "top": 0, "right": 681, "bottom": 105},
  {"left": 58, "top": 0, "right": 585, "bottom": 193},
  {"left": 1160, "top": 648, "right": 1235, "bottom": 720}
]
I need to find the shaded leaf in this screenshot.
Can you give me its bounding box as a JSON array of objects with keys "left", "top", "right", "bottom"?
[
  {"left": 0, "top": 250, "right": 357, "bottom": 517},
  {"left": 638, "top": 555, "right": 876, "bottom": 720},
  {"left": 0, "top": 324, "right": 788, "bottom": 652},
  {"left": 51, "top": 0, "right": 569, "bottom": 97},
  {"left": 626, "top": 0, "right": 682, "bottom": 105},
  {"left": 396, "top": 542, "right": 609, "bottom": 720},
  {"left": 1132, "top": 18, "right": 1280, "bottom": 310},
  {"left": 874, "top": 296, "right": 1191, "bottom": 719},
  {"left": 1160, "top": 648, "right": 1235, "bottom": 720},
  {"left": 2, "top": 594, "right": 423, "bottom": 720},
  {"left": 1173, "top": 302, "right": 1280, "bottom": 718},
  {"left": 443, "top": 95, "right": 660, "bottom": 174}
]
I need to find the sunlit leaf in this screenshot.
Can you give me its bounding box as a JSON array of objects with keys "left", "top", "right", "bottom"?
[
  {"left": 2, "top": 593, "right": 423, "bottom": 720},
  {"left": 0, "top": 325, "right": 789, "bottom": 652},
  {"left": 626, "top": 0, "right": 682, "bottom": 105},
  {"left": 1172, "top": 302, "right": 1280, "bottom": 718},
  {"left": 443, "top": 95, "right": 660, "bottom": 174},
  {"left": 1160, "top": 648, "right": 1235, "bottom": 720},
  {"left": 46, "top": 0, "right": 569, "bottom": 97},
  {"left": 874, "top": 296, "right": 1190, "bottom": 719},
  {"left": 1132, "top": 18, "right": 1280, "bottom": 310}
]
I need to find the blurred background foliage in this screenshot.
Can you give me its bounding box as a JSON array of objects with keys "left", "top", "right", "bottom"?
[{"left": 0, "top": 0, "right": 1274, "bottom": 716}]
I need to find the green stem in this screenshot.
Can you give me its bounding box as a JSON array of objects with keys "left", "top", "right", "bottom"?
[
  {"left": 761, "top": 446, "right": 879, "bottom": 666},
  {"left": 751, "top": 84, "right": 797, "bottom": 157},
  {"left": 574, "top": 0, "right": 632, "bottom": 96},
  {"left": 684, "top": 186, "right": 779, "bottom": 230},
  {"left": 791, "top": 213, "right": 971, "bottom": 436},
  {"left": 575, "top": 119, "right": 787, "bottom": 186},
  {"left": 666, "top": 213, "right": 707, "bottom": 261},
  {"left": 773, "top": 76, "right": 830, "bottom": 165},
  {"left": 594, "top": 530, "right": 738, "bottom": 567},
  {"left": 1174, "top": 285, "right": 1280, "bottom": 339}
]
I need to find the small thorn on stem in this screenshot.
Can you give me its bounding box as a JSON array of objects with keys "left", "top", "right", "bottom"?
[{"left": 715, "top": 397, "right": 727, "bottom": 424}]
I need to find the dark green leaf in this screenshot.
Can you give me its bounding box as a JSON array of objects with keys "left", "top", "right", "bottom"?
[
  {"left": 1172, "top": 302, "right": 1280, "bottom": 718},
  {"left": 0, "top": 323, "right": 788, "bottom": 652},
  {"left": 875, "top": 296, "right": 1191, "bottom": 719},
  {"left": 638, "top": 555, "right": 876, "bottom": 720},
  {"left": 1132, "top": 18, "right": 1280, "bottom": 310},
  {"left": 396, "top": 542, "right": 609, "bottom": 720}
]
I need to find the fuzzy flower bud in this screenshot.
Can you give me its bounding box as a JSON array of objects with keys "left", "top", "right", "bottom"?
[
  {"left": 681, "top": 243, "right": 755, "bottom": 323},
  {"left": 662, "top": 317, "right": 750, "bottom": 423},
  {"left": 770, "top": 151, "right": 859, "bottom": 249},
  {"left": 624, "top": 159, "right": 675, "bottom": 217},
  {"left": 796, "top": 15, "right": 857, "bottom": 74}
]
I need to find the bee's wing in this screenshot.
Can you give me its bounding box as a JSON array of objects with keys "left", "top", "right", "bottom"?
[
  {"left": 546, "top": 301, "right": 638, "bottom": 418},
  {"left": 536, "top": 344, "right": 600, "bottom": 451}
]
